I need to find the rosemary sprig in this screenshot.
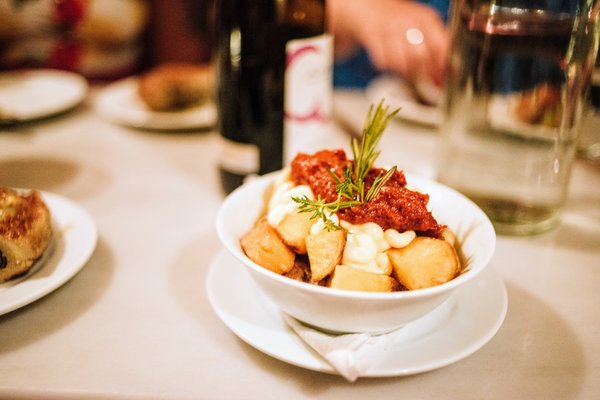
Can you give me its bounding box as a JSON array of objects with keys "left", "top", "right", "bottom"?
[
  {"left": 292, "top": 99, "right": 400, "bottom": 229},
  {"left": 292, "top": 194, "right": 361, "bottom": 231},
  {"left": 351, "top": 100, "right": 399, "bottom": 202}
]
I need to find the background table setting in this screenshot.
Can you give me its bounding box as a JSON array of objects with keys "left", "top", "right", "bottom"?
[{"left": 0, "top": 73, "right": 599, "bottom": 399}]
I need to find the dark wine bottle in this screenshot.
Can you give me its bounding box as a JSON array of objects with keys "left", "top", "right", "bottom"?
[{"left": 216, "top": 0, "right": 332, "bottom": 194}]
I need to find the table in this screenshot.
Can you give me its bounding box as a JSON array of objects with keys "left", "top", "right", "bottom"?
[{"left": 0, "top": 88, "right": 598, "bottom": 399}]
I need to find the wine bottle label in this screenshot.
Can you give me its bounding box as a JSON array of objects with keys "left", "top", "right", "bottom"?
[
  {"left": 217, "top": 136, "right": 260, "bottom": 175},
  {"left": 284, "top": 33, "right": 333, "bottom": 164}
]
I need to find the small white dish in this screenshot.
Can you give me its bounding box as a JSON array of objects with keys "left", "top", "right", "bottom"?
[
  {"left": 0, "top": 69, "right": 88, "bottom": 124},
  {"left": 366, "top": 75, "right": 442, "bottom": 126},
  {"left": 94, "top": 77, "right": 217, "bottom": 130},
  {"left": 0, "top": 191, "right": 97, "bottom": 316},
  {"left": 207, "top": 249, "right": 507, "bottom": 377}
]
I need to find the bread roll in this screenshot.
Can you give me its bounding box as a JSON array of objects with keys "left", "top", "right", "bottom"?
[
  {"left": 0, "top": 188, "right": 53, "bottom": 283},
  {"left": 137, "top": 63, "right": 214, "bottom": 111}
]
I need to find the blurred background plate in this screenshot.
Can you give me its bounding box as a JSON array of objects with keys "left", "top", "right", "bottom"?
[
  {"left": 487, "top": 94, "right": 558, "bottom": 142},
  {"left": 366, "top": 75, "right": 442, "bottom": 127},
  {"left": 0, "top": 69, "right": 88, "bottom": 124},
  {"left": 94, "top": 77, "right": 217, "bottom": 131}
]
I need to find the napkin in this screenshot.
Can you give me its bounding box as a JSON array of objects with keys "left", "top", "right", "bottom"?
[{"left": 282, "top": 314, "right": 402, "bottom": 382}]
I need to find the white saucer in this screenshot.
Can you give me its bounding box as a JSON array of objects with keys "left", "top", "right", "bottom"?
[
  {"left": 0, "top": 191, "right": 98, "bottom": 315},
  {"left": 0, "top": 69, "right": 88, "bottom": 124},
  {"left": 94, "top": 77, "right": 217, "bottom": 131},
  {"left": 366, "top": 75, "right": 442, "bottom": 127},
  {"left": 207, "top": 249, "right": 507, "bottom": 377}
]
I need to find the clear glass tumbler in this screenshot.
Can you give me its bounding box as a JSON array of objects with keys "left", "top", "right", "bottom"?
[
  {"left": 578, "top": 58, "right": 600, "bottom": 163},
  {"left": 437, "top": 0, "right": 600, "bottom": 235}
]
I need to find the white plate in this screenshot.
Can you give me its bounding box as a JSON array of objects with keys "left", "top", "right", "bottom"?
[
  {"left": 0, "top": 69, "right": 88, "bottom": 124},
  {"left": 366, "top": 75, "right": 442, "bottom": 127},
  {"left": 94, "top": 77, "right": 217, "bottom": 130},
  {"left": 207, "top": 249, "right": 507, "bottom": 377},
  {"left": 488, "top": 94, "right": 558, "bottom": 141},
  {"left": 0, "top": 191, "right": 97, "bottom": 316}
]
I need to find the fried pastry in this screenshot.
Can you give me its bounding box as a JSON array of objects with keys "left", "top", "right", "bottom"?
[
  {"left": 137, "top": 62, "right": 214, "bottom": 111},
  {"left": 0, "top": 187, "right": 53, "bottom": 282},
  {"left": 514, "top": 83, "right": 561, "bottom": 127}
]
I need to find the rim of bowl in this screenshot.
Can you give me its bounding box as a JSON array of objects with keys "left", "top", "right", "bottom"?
[{"left": 216, "top": 171, "right": 496, "bottom": 301}]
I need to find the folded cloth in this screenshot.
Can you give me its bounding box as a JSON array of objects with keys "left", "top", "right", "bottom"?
[{"left": 282, "top": 314, "right": 402, "bottom": 382}]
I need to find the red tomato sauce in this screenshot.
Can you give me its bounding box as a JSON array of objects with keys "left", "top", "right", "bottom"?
[{"left": 290, "top": 149, "right": 444, "bottom": 238}]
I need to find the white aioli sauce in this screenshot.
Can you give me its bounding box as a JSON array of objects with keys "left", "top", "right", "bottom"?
[
  {"left": 340, "top": 221, "right": 415, "bottom": 275},
  {"left": 267, "top": 171, "right": 314, "bottom": 226},
  {"left": 267, "top": 175, "right": 416, "bottom": 275}
]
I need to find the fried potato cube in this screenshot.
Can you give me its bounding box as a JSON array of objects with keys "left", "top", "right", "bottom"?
[
  {"left": 306, "top": 229, "right": 346, "bottom": 282},
  {"left": 275, "top": 211, "right": 314, "bottom": 254},
  {"left": 283, "top": 256, "right": 311, "bottom": 283},
  {"left": 387, "top": 236, "right": 460, "bottom": 290},
  {"left": 440, "top": 229, "right": 456, "bottom": 246},
  {"left": 329, "top": 264, "right": 399, "bottom": 292},
  {"left": 240, "top": 218, "right": 295, "bottom": 275}
]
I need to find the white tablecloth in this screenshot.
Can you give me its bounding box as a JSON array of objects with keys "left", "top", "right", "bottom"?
[{"left": 0, "top": 89, "right": 598, "bottom": 399}]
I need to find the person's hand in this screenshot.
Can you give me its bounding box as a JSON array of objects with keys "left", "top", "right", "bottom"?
[{"left": 329, "top": 0, "right": 449, "bottom": 87}]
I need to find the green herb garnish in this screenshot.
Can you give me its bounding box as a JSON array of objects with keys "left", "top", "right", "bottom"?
[
  {"left": 292, "top": 99, "right": 399, "bottom": 230},
  {"left": 293, "top": 194, "right": 361, "bottom": 231}
]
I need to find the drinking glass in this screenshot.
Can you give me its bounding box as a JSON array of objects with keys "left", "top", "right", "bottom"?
[
  {"left": 437, "top": 0, "right": 600, "bottom": 235},
  {"left": 578, "top": 56, "right": 600, "bottom": 163}
]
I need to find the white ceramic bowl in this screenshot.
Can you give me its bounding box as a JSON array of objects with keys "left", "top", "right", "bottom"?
[{"left": 216, "top": 171, "right": 496, "bottom": 334}]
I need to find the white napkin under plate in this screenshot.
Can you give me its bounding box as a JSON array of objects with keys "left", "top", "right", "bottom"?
[{"left": 282, "top": 314, "right": 404, "bottom": 382}]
